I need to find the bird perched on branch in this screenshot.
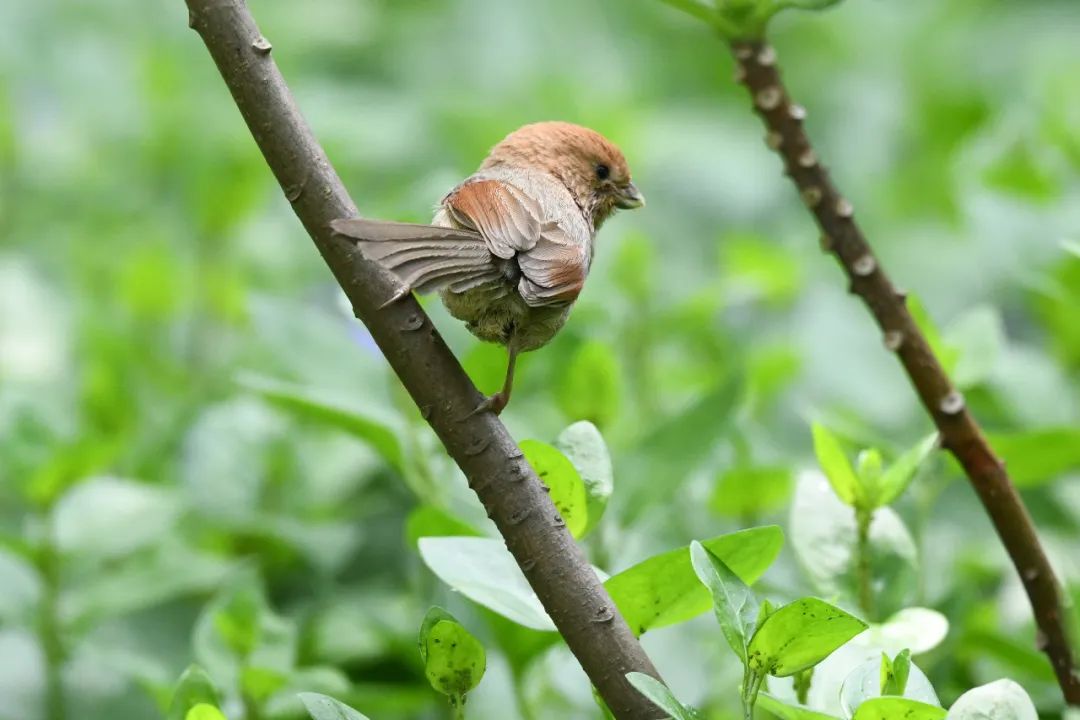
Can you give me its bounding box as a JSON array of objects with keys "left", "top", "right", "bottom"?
[{"left": 331, "top": 121, "right": 644, "bottom": 415}]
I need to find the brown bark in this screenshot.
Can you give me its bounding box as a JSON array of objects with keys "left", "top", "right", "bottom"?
[
  {"left": 730, "top": 38, "right": 1080, "bottom": 705},
  {"left": 182, "top": 1, "right": 663, "bottom": 716}
]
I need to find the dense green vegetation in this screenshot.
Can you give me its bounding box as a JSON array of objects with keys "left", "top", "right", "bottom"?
[{"left": 2, "top": 0, "right": 1079, "bottom": 718}]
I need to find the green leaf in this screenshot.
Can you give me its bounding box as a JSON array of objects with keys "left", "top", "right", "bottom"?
[
  {"left": 240, "top": 665, "right": 287, "bottom": 704},
  {"left": 605, "top": 526, "right": 783, "bottom": 635},
  {"left": 855, "top": 450, "right": 884, "bottom": 501},
  {"left": 720, "top": 231, "right": 803, "bottom": 306},
  {"left": 944, "top": 306, "right": 1006, "bottom": 388},
  {"left": 419, "top": 612, "right": 486, "bottom": 697},
  {"left": 520, "top": 440, "right": 589, "bottom": 539},
  {"left": 556, "top": 341, "right": 622, "bottom": 429},
  {"left": 298, "top": 692, "right": 372, "bottom": 720},
  {"left": 908, "top": 296, "right": 960, "bottom": 378},
  {"left": 756, "top": 693, "right": 840, "bottom": 720},
  {"left": 237, "top": 372, "right": 404, "bottom": 473},
  {"left": 689, "top": 541, "right": 758, "bottom": 663},
  {"left": 554, "top": 421, "right": 614, "bottom": 535},
  {"left": 853, "top": 698, "right": 946, "bottom": 720},
  {"left": 709, "top": 465, "right": 793, "bottom": 518},
  {"left": 404, "top": 506, "right": 480, "bottom": 548},
  {"left": 625, "top": 672, "right": 702, "bottom": 720},
  {"left": 986, "top": 428, "right": 1080, "bottom": 488},
  {"left": 881, "top": 649, "right": 911, "bottom": 696},
  {"left": 946, "top": 679, "right": 1037, "bottom": 719},
  {"left": 874, "top": 433, "right": 938, "bottom": 507},
  {"left": 185, "top": 704, "right": 226, "bottom": 720},
  {"left": 841, "top": 654, "right": 940, "bottom": 716},
  {"left": 811, "top": 423, "right": 862, "bottom": 507},
  {"left": 748, "top": 598, "right": 867, "bottom": 677},
  {"left": 167, "top": 666, "right": 220, "bottom": 720},
  {"left": 418, "top": 537, "right": 556, "bottom": 631}
]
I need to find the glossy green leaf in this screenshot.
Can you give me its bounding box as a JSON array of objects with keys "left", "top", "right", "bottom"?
[
  {"left": 875, "top": 433, "right": 938, "bottom": 507},
  {"left": 946, "top": 679, "right": 1037, "bottom": 719},
  {"left": 625, "top": 672, "right": 702, "bottom": 720},
  {"left": 811, "top": 423, "right": 862, "bottom": 507},
  {"left": 299, "top": 692, "right": 372, "bottom": 720},
  {"left": 554, "top": 421, "right": 614, "bottom": 535},
  {"left": 986, "top": 428, "right": 1080, "bottom": 488},
  {"left": 420, "top": 614, "right": 486, "bottom": 697},
  {"left": 853, "top": 698, "right": 946, "bottom": 720},
  {"left": 167, "top": 666, "right": 220, "bottom": 720},
  {"left": 881, "top": 649, "right": 911, "bottom": 696},
  {"left": 556, "top": 341, "right": 622, "bottom": 429},
  {"left": 748, "top": 598, "right": 867, "bottom": 677},
  {"left": 520, "top": 440, "right": 589, "bottom": 539},
  {"left": 689, "top": 541, "right": 758, "bottom": 662},
  {"left": 418, "top": 537, "right": 555, "bottom": 631},
  {"left": 606, "top": 526, "right": 783, "bottom": 635},
  {"left": 185, "top": 704, "right": 226, "bottom": 720},
  {"left": 756, "top": 693, "right": 840, "bottom": 720}
]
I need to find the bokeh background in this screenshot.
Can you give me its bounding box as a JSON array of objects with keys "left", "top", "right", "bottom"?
[{"left": 2, "top": 0, "right": 1079, "bottom": 718}]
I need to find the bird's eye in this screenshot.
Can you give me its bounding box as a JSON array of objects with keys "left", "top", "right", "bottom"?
[{"left": 595, "top": 164, "right": 610, "bottom": 181}]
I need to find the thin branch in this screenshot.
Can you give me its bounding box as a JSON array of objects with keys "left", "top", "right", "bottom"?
[
  {"left": 729, "top": 39, "right": 1080, "bottom": 705},
  {"left": 182, "top": 1, "right": 663, "bottom": 717}
]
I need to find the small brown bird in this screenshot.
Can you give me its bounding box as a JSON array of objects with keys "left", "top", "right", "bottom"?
[{"left": 331, "top": 121, "right": 644, "bottom": 414}]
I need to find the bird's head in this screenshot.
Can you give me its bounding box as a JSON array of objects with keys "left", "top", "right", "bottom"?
[{"left": 482, "top": 121, "right": 644, "bottom": 230}]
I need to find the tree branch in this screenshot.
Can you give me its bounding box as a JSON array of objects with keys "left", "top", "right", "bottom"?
[
  {"left": 729, "top": 38, "right": 1080, "bottom": 705},
  {"left": 182, "top": 1, "right": 663, "bottom": 716}
]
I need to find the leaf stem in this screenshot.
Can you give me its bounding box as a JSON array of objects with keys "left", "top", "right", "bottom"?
[
  {"left": 855, "top": 507, "right": 876, "bottom": 621},
  {"left": 37, "top": 521, "right": 65, "bottom": 720}
]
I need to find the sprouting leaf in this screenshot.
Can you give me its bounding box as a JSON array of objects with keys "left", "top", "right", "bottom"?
[
  {"left": 853, "top": 697, "right": 946, "bottom": 720},
  {"left": 520, "top": 440, "right": 589, "bottom": 539},
  {"left": 756, "top": 693, "right": 841, "bottom": 720},
  {"left": 556, "top": 341, "right": 622, "bottom": 430},
  {"left": 747, "top": 598, "right": 867, "bottom": 677},
  {"left": 298, "top": 692, "right": 372, "bottom": 720},
  {"left": 167, "top": 666, "right": 220, "bottom": 720},
  {"left": 625, "top": 672, "right": 702, "bottom": 720},
  {"left": 880, "top": 649, "right": 911, "bottom": 696},
  {"left": 945, "top": 679, "right": 1037, "bottom": 720},
  {"left": 555, "top": 421, "right": 614, "bottom": 534},
  {"left": 418, "top": 537, "right": 555, "bottom": 631},
  {"left": 855, "top": 450, "right": 884, "bottom": 502},
  {"left": 840, "top": 654, "right": 940, "bottom": 717},
  {"left": 811, "top": 423, "right": 862, "bottom": 507},
  {"left": 419, "top": 609, "right": 486, "bottom": 698},
  {"left": 689, "top": 541, "right": 758, "bottom": 662},
  {"left": 874, "top": 433, "right": 938, "bottom": 507},
  {"left": 606, "top": 526, "right": 783, "bottom": 635}
]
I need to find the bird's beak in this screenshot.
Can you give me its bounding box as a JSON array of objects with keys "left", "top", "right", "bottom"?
[{"left": 615, "top": 181, "right": 645, "bottom": 210}]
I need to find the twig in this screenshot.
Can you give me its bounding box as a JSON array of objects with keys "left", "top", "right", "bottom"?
[
  {"left": 182, "top": 1, "right": 663, "bottom": 717},
  {"left": 729, "top": 38, "right": 1080, "bottom": 704}
]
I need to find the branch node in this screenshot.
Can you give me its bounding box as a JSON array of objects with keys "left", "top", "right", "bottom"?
[
  {"left": 734, "top": 65, "right": 747, "bottom": 83},
  {"left": 883, "top": 330, "right": 904, "bottom": 352},
  {"left": 593, "top": 605, "right": 616, "bottom": 623},
  {"left": 818, "top": 233, "right": 834, "bottom": 252},
  {"left": 419, "top": 404, "right": 433, "bottom": 420},
  {"left": 251, "top": 35, "right": 272, "bottom": 54},
  {"left": 464, "top": 436, "right": 492, "bottom": 456},
  {"left": 789, "top": 103, "right": 807, "bottom": 121},
  {"left": 765, "top": 131, "right": 783, "bottom": 150},
  {"left": 756, "top": 45, "right": 777, "bottom": 66},
  {"left": 801, "top": 186, "right": 823, "bottom": 207},
  {"left": 835, "top": 197, "right": 854, "bottom": 218},
  {"left": 851, "top": 254, "right": 876, "bottom": 277},
  {"left": 521, "top": 558, "right": 537, "bottom": 573},
  {"left": 402, "top": 313, "right": 425, "bottom": 331},
  {"left": 797, "top": 148, "right": 818, "bottom": 168},
  {"left": 1024, "top": 567, "right": 1040, "bottom": 581},
  {"left": 551, "top": 513, "right": 567, "bottom": 528},
  {"left": 508, "top": 508, "right": 533, "bottom": 525},
  {"left": 756, "top": 86, "right": 783, "bottom": 111},
  {"left": 734, "top": 44, "right": 754, "bottom": 60},
  {"left": 939, "top": 390, "right": 965, "bottom": 416}
]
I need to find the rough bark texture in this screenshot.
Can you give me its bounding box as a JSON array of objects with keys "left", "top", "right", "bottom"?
[
  {"left": 183, "top": 1, "right": 663, "bottom": 716},
  {"left": 730, "top": 38, "right": 1080, "bottom": 705}
]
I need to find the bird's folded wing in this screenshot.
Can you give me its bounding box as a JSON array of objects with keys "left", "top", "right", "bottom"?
[{"left": 447, "top": 180, "right": 588, "bottom": 307}]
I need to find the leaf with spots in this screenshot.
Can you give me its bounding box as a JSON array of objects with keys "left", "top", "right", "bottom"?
[
  {"left": 605, "top": 526, "right": 783, "bottom": 636},
  {"left": 520, "top": 439, "right": 588, "bottom": 539},
  {"left": 747, "top": 597, "right": 866, "bottom": 677},
  {"left": 418, "top": 607, "right": 486, "bottom": 698}
]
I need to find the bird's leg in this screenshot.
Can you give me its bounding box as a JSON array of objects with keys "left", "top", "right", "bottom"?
[{"left": 466, "top": 344, "right": 518, "bottom": 417}]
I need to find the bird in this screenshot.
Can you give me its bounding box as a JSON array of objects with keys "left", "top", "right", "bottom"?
[{"left": 330, "top": 121, "right": 644, "bottom": 415}]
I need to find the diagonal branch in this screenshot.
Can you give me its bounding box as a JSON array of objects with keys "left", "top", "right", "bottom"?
[
  {"left": 729, "top": 38, "right": 1080, "bottom": 705},
  {"left": 182, "top": 1, "right": 663, "bottom": 716}
]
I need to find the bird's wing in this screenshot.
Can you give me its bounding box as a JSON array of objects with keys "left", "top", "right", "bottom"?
[
  {"left": 446, "top": 179, "right": 588, "bottom": 307},
  {"left": 329, "top": 217, "right": 502, "bottom": 295}
]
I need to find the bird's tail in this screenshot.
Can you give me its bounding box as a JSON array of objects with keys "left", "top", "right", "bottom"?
[{"left": 330, "top": 218, "right": 501, "bottom": 294}]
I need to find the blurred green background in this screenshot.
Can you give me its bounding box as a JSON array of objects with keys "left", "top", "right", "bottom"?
[{"left": 2, "top": 0, "right": 1079, "bottom": 718}]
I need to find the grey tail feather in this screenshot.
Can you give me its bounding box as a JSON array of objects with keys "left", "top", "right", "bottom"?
[{"left": 329, "top": 217, "right": 498, "bottom": 295}]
